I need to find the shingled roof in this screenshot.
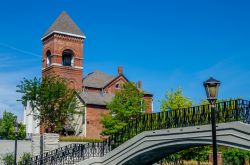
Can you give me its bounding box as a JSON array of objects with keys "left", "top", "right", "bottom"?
[
  {"left": 83, "top": 71, "right": 114, "bottom": 89},
  {"left": 78, "top": 92, "right": 114, "bottom": 106},
  {"left": 42, "top": 11, "right": 85, "bottom": 40}
]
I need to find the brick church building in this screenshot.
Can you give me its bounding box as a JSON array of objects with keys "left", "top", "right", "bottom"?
[{"left": 24, "top": 11, "right": 153, "bottom": 138}]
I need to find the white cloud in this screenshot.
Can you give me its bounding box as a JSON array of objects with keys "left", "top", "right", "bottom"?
[
  {"left": 0, "top": 43, "right": 41, "bottom": 58},
  {"left": 0, "top": 43, "right": 41, "bottom": 120},
  {"left": 0, "top": 68, "right": 39, "bottom": 120}
]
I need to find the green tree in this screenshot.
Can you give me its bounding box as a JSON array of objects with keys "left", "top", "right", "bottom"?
[
  {"left": 160, "top": 88, "right": 210, "bottom": 163},
  {"left": 160, "top": 87, "right": 192, "bottom": 111},
  {"left": 0, "top": 111, "right": 15, "bottom": 139},
  {"left": 181, "top": 146, "right": 210, "bottom": 162},
  {"left": 0, "top": 111, "right": 26, "bottom": 140},
  {"left": 17, "top": 76, "right": 77, "bottom": 133},
  {"left": 101, "top": 82, "right": 146, "bottom": 135},
  {"left": 162, "top": 152, "right": 182, "bottom": 163},
  {"left": 222, "top": 148, "right": 250, "bottom": 165},
  {"left": 16, "top": 77, "right": 41, "bottom": 110},
  {"left": 18, "top": 123, "right": 26, "bottom": 140}
]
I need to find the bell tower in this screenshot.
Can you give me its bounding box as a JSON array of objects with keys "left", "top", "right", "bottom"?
[{"left": 41, "top": 11, "right": 85, "bottom": 91}]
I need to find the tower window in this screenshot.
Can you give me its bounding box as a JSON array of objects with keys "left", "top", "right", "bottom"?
[
  {"left": 46, "top": 50, "right": 51, "bottom": 66},
  {"left": 62, "top": 49, "right": 74, "bottom": 66}
]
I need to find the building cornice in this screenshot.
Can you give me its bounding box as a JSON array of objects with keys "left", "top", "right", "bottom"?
[{"left": 41, "top": 30, "right": 86, "bottom": 41}]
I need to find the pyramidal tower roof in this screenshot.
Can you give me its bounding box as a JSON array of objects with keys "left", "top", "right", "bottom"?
[{"left": 42, "top": 11, "right": 85, "bottom": 40}]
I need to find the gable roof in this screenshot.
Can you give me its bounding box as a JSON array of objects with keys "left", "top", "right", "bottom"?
[
  {"left": 83, "top": 70, "right": 153, "bottom": 96},
  {"left": 83, "top": 71, "right": 114, "bottom": 89},
  {"left": 42, "top": 11, "right": 85, "bottom": 40},
  {"left": 103, "top": 74, "right": 129, "bottom": 89},
  {"left": 78, "top": 92, "right": 114, "bottom": 106}
]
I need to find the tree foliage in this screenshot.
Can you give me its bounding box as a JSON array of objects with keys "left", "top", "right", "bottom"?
[
  {"left": 17, "top": 76, "right": 77, "bottom": 133},
  {"left": 222, "top": 148, "right": 250, "bottom": 165},
  {"left": 160, "top": 88, "right": 210, "bottom": 162},
  {"left": 181, "top": 146, "right": 210, "bottom": 161},
  {"left": 160, "top": 87, "right": 192, "bottom": 111},
  {"left": 16, "top": 77, "right": 41, "bottom": 109},
  {"left": 101, "top": 82, "right": 146, "bottom": 135},
  {"left": 0, "top": 111, "right": 15, "bottom": 139},
  {"left": 0, "top": 111, "right": 26, "bottom": 140}
]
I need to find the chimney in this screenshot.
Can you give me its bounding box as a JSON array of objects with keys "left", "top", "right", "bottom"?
[
  {"left": 118, "top": 66, "right": 123, "bottom": 75},
  {"left": 138, "top": 81, "right": 142, "bottom": 89}
]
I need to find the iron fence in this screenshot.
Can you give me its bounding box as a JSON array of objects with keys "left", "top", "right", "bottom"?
[{"left": 22, "top": 99, "right": 250, "bottom": 165}]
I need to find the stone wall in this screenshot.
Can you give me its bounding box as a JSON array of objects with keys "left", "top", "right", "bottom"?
[
  {"left": 0, "top": 140, "right": 31, "bottom": 157},
  {"left": 31, "top": 134, "right": 41, "bottom": 156},
  {"left": 42, "top": 133, "right": 59, "bottom": 153},
  {"left": 0, "top": 140, "right": 31, "bottom": 164}
]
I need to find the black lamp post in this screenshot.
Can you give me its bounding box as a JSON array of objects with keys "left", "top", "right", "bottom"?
[
  {"left": 14, "top": 116, "right": 18, "bottom": 165},
  {"left": 203, "top": 77, "right": 220, "bottom": 165}
]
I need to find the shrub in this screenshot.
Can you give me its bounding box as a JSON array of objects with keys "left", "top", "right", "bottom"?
[
  {"left": 18, "top": 153, "right": 31, "bottom": 165},
  {"left": 59, "top": 136, "right": 102, "bottom": 143},
  {"left": 1, "top": 153, "right": 14, "bottom": 165},
  {"left": 222, "top": 148, "right": 250, "bottom": 165}
]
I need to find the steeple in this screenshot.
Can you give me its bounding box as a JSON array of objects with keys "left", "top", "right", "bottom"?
[
  {"left": 42, "top": 11, "right": 85, "bottom": 40},
  {"left": 41, "top": 11, "right": 84, "bottom": 92}
]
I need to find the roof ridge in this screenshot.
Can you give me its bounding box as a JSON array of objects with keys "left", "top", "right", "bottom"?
[
  {"left": 42, "top": 11, "right": 85, "bottom": 39},
  {"left": 83, "top": 70, "right": 114, "bottom": 88}
]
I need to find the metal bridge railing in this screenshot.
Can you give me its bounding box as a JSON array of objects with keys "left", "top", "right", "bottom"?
[{"left": 22, "top": 99, "right": 250, "bottom": 165}]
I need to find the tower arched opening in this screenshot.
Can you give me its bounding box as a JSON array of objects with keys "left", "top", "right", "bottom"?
[
  {"left": 62, "top": 49, "right": 74, "bottom": 66},
  {"left": 46, "top": 50, "right": 52, "bottom": 66}
]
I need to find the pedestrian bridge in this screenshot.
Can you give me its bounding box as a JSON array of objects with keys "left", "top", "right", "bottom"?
[
  {"left": 26, "top": 99, "right": 250, "bottom": 165},
  {"left": 79, "top": 122, "right": 250, "bottom": 165}
]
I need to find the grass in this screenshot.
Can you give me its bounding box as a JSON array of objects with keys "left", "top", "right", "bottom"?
[{"left": 59, "top": 136, "right": 102, "bottom": 143}]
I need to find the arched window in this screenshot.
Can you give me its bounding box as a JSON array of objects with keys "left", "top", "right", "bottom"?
[
  {"left": 46, "top": 50, "right": 51, "bottom": 66},
  {"left": 62, "top": 49, "right": 74, "bottom": 66}
]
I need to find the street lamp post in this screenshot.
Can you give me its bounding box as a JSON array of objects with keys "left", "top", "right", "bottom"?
[
  {"left": 14, "top": 116, "right": 19, "bottom": 165},
  {"left": 203, "top": 77, "right": 221, "bottom": 165}
]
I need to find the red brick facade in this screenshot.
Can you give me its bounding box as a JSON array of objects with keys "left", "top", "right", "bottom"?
[
  {"left": 144, "top": 95, "right": 153, "bottom": 113},
  {"left": 42, "top": 34, "right": 84, "bottom": 92},
  {"left": 104, "top": 76, "right": 127, "bottom": 94},
  {"left": 85, "top": 105, "right": 109, "bottom": 138}
]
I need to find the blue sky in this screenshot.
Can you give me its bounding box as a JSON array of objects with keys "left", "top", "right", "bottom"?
[{"left": 1, "top": 0, "right": 250, "bottom": 119}]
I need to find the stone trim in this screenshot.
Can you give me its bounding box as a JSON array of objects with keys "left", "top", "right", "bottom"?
[
  {"left": 41, "top": 30, "right": 86, "bottom": 41},
  {"left": 51, "top": 63, "right": 62, "bottom": 66},
  {"left": 49, "top": 54, "right": 83, "bottom": 60},
  {"left": 42, "top": 65, "right": 83, "bottom": 71},
  {"left": 74, "top": 66, "right": 83, "bottom": 69}
]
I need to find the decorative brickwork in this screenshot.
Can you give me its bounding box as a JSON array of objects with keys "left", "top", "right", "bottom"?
[{"left": 42, "top": 34, "right": 84, "bottom": 92}]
